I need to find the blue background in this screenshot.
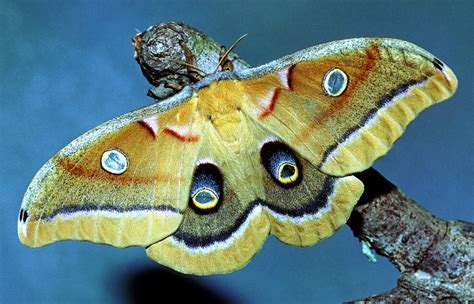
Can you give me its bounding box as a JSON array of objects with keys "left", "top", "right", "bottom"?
[{"left": 1, "top": 1, "right": 472, "bottom": 303}]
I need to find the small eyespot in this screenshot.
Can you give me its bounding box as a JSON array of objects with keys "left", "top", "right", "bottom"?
[
  {"left": 322, "top": 68, "right": 348, "bottom": 97},
  {"left": 261, "top": 141, "right": 301, "bottom": 187},
  {"left": 277, "top": 162, "right": 299, "bottom": 184},
  {"left": 101, "top": 148, "right": 129, "bottom": 175},
  {"left": 190, "top": 163, "right": 222, "bottom": 210},
  {"left": 193, "top": 189, "right": 219, "bottom": 209}
]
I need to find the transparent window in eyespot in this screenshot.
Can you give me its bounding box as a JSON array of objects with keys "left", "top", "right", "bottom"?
[
  {"left": 327, "top": 71, "right": 345, "bottom": 95},
  {"left": 105, "top": 151, "right": 126, "bottom": 171}
]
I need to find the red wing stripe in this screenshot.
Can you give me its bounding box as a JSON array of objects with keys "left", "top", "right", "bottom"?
[
  {"left": 59, "top": 159, "right": 183, "bottom": 184},
  {"left": 287, "top": 64, "right": 296, "bottom": 91},
  {"left": 164, "top": 127, "right": 200, "bottom": 142},
  {"left": 258, "top": 87, "right": 281, "bottom": 120},
  {"left": 138, "top": 116, "right": 159, "bottom": 138}
]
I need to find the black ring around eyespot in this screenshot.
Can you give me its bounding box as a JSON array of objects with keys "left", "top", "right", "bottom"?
[
  {"left": 260, "top": 141, "right": 302, "bottom": 188},
  {"left": 189, "top": 163, "right": 223, "bottom": 213}
]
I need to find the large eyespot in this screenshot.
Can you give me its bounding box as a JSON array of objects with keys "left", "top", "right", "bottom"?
[
  {"left": 101, "top": 148, "right": 129, "bottom": 174},
  {"left": 261, "top": 141, "right": 301, "bottom": 186},
  {"left": 190, "top": 163, "right": 223, "bottom": 210},
  {"left": 322, "top": 68, "right": 348, "bottom": 97}
]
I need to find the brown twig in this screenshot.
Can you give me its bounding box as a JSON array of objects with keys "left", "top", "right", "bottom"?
[
  {"left": 132, "top": 21, "right": 249, "bottom": 100},
  {"left": 132, "top": 21, "right": 473, "bottom": 303},
  {"left": 349, "top": 169, "right": 473, "bottom": 302}
]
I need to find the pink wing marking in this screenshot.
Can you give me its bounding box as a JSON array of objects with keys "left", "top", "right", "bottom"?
[
  {"left": 277, "top": 64, "right": 295, "bottom": 90},
  {"left": 164, "top": 125, "right": 200, "bottom": 142},
  {"left": 138, "top": 116, "right": 159, "bottom": 138},
  {"left": 258, "top": 87, "right": 281, "bottom": 120}
]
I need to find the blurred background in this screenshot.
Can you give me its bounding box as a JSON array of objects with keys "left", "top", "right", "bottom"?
[{"left": 1, "top": 0, "right": 472, "bottom": 303}]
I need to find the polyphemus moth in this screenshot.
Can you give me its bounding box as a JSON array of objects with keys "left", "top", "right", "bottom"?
[{"left": 18, "top": 38, "right": 457, "bottom": 275}]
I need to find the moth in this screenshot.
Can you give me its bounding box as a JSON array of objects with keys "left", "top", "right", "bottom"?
[{"left": 18, "top": 38, "right": 457, "bottom": 275}]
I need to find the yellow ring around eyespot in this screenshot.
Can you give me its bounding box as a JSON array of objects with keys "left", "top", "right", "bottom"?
[
  {"left": 322, "top": 68, "right": 348, "bottom": 97},
  {"left": 192, "top": 189, "right": 219, "bottom": 209},
  {"left": 277, "top": 163, "right": 299, "bottom": 184}
]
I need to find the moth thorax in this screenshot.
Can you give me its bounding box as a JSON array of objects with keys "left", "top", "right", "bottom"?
[{"left": 211, "top": 111, "right": 243, "bottom": 150}]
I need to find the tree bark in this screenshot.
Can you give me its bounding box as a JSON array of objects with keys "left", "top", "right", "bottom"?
[
  {"left": 350, "top": 169, "right": 473, "bottom": 302},
  {"left": 132, "top": 21, "right": 249, "bottom": 100},
  {"left": 132, "top": 21, "right": 473, "bottom": 303}
]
